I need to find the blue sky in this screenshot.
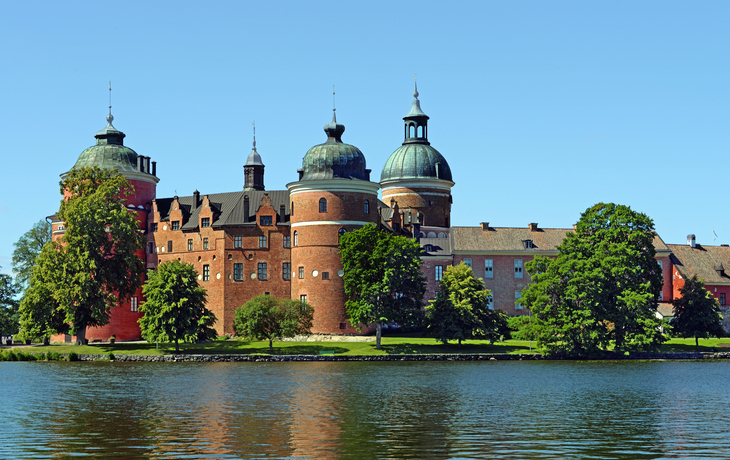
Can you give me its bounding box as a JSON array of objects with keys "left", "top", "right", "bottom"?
[{"left": 2, "top": 1, "right": 729, "bottom": 276}]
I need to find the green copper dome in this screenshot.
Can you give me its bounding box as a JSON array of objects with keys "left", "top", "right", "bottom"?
[
  {"left": 70, "top": 113, "right": 141, "bottom": 173},
  {"left": 381, "top": 143, "right": 452, "bottom": 182},
  {"left": 380, "top": 85, "right": 452, "bottom": 183},
  {"left": 299, "top": 113, "right": 371, "bottom": 181}
]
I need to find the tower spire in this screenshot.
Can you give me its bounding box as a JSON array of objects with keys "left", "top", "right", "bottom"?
[
  {"left": 106, "top": 81, "right": 115, "bottom": 127},
  {"left": 332, "top": 84, "right": 336, "bottom": 123},
  {"left": 252, "top": 121, "right": 256, "bottom": 150}
]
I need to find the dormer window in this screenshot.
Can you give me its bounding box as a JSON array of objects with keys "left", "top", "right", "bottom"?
[
  {"left": 260, "top": 216, "right": 272, "bottom": 226},
  {"left": 523, "top": 239, "right": 534, "bottom": 249},
  {"left": 201, "top": 217, "right": 210, "bottom": 228}
]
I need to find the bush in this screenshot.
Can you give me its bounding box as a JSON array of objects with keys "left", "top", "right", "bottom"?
[
  {"left": 108, "top": 352, "right": 115, "bottom": 361},
  {"left": 46, "top": 351, "right": 61, "bottom": 361},
  {"left": 67, "top": 352, "right": 78, "bottom": 362}
]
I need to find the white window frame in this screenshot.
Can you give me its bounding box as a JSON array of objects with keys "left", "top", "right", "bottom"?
[
  {"left": 514, "top": 259, "right": 523, "bottom": 279},
  {"left": 484, "top": 259, "right": 493, "bottom": 279},
  {"left": 435, "top": 265, "right": 443, "bottom": 281},
  {"left": 463, "top": 258, "right": 472, "bottom": 269},
  {"left": 515, "top": 290, "right": 523, "bottom": 310}
]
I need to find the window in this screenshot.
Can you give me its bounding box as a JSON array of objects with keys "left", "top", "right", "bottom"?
[
  {"left": 659, "top": 291, "right": 664, "bottom": 302},
  {"left": 260, "top": 216, "right": 272, "bottom": 226},
  {"left": 300, "top": 294, "right": 307, "bottom": 303},
  {"left": 435, "top": 265, "right": 443, "bottom": 281},
  {"left": 233, "top": 263, "right": 243, "bottom": 280},
  {"left": 188, "top": 239, "right": 193, "bottom": 251},
  {"left": 203, "top": 265, "right": 210, "bottom": 281},
  {"left": 259, "top": 236, "right": 267, "bottom": 248},
  {"left": 131, "top": 296, "right": 138, "bottom": 312},
  {"left": 283, "top": 263, "right": 291, "bottom": 280},
  {"left": 425, "top": 244, "right": 433, "bottom": 252},
  {"left": 322, "top": 272, "right": 329, "bottom": 280},
  {"left": 298, "top": 266, "right": 304, "bottom": 279},
  {"left": 151, "top": 223, "right": 158, "bottom": 232},
  {"left": 393, "top": 223, "right": 400, "bottom": 232},
  {"left": 258, "top": 263, "right": 267, "bottom": 280},
  {"left": 338, "top": 228, "right": 346, "bottom": 240},
  {"left": 201, "top": 217, "right": 210, "bottom": 228},
  {"left": 515, "top": 290, "right": 523, "bottom": 309},
  {"left": 58, "top": 225, "right": 64, "bottom": 231},
  {"left": 486, "top": 292, "right": 494, "bottom": 310},
  {"left": 658, "top": 260, "right": 663, "bottom": 269},
  {"left": 485, "top": 259, "right": 493, "bottom": 279},
  {"left": 147, "top": 242, "right": 154, "bottom": 254},
  {"left": 283, "top": 236, "right": 291, "bottom": 248},
  {"left": 234, "top": 236, "right": 242, "bottom": 248},
  {"left": 172, "top": 221, "right": 180, "bottom": 230},
  {"left": 523, "top": 239, "right": 533, "bottom": 249},
  {"left": 364, "top": 200, "right": 369, "bottom": 214},
  {"left": 167, "top": 241, "right": 173, "bottom": 253},
  {"left": 463, "top": 258, "right": 472, "bottom": 269},
  {"left": 294, "top": 231, "right": 298, "bottom": 247},
  {"left": 319, "top": 198, "right": 327, "bottom": 213},
  {"left": 514, "top": 259, "right": 523, "bottom": 279},
  {"left": 203, "top": 238, "right": 209, "bottom": 250},
  {"left": 721, "top": 293, "right": 726, "bottom": 306}
]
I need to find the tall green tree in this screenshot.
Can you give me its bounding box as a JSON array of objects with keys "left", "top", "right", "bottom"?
[
  {"left": 12, "top": 220, "right": 52, "bottom": 291},
  {"left": 139, "top": 260, "right": 217, "bottom": 352},
  {"left": 521, "top": 203, "right": 665, "bottom": 357},
  {"left": 339, "top": 223, "right": 426, "bottom": 349},
  {"left": 234, "top": 294, "right": 313, "bottom": 353},
  {"left": 426, "top": 263, "right": 507, "bottom": 346},
  {"left": 18, "top": 250, "right": 69, "bottom": 341},
  {"left": 0, "top": 269, "right": 20, "bottom": 338},
  {"left": 670, "top": 275, "right": 724, "bottom": 349},
  {"left": 19, "top": 167, "right": 145, "bottom": 344}
]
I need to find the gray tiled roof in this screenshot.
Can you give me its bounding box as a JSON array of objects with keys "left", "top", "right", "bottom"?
[
  {"left": 420, "top": 237, "right": 452, "bottom": 256},
  {"left": 667, "top": 243, "right": 730, "bottom": 285},
  {"left": 156, "top": 190, "right": 290, "bottom": 231},
  {"left": 451, "top": 226, "right": 572, "bottom": 252}
]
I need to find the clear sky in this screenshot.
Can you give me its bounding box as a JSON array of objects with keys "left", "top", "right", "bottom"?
[{"left": 2, "top": 1, "right": 729, "bottom": 276}]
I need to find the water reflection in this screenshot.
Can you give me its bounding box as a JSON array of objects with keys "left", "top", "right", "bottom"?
[{"left": 3, "top": 360, "right": 730, "bottom": 459}]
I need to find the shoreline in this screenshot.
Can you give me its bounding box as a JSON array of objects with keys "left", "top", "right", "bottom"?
[{"left": 8, "top": 351, "right": 730, "bottom": 362}]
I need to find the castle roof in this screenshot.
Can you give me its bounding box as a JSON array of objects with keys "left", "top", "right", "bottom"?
[
  {"left": 299, "top": 112, "right": 370, "bottom": 181},
  {"left": 667, "top": 243, "right": 730, "bottom": 285}
]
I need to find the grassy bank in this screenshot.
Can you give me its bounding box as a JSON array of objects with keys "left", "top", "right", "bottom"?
[{"left": 6, "top": 336, "right": 730, "bottom": 357}]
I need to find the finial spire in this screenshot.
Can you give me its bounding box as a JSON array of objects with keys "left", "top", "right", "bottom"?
[
  {"left": 252, "top": 121, "right": 256, "bottom": 149},
  {"left": 414, "top": 73, "right": 419, "bottom": 98},
  {"left": 332, "top": 84, "right": 337, "bottom": 122},
  {"left": 106, "top": 81, "right": 115, "bottom": 125}
]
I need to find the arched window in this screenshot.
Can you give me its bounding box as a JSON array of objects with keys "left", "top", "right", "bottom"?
[
  {"left": 319, "top": 198, "right": 327, "bottom": 213},
  {"left": 409, "top": 125, "right": 415, "bottom": 138},
  {"left": 364, "top": 199, "right": 369, "bottom": 214},
  {"left": 293, "top": 231, "right": 298, "bottom": 247},
  {"left": 417, "top": 125, "right": 424, "bottom": 138},
  {"left": 338, "top": 228, "right": 347, "bottom": 241}
]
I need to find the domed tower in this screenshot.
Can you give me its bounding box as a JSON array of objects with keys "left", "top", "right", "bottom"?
[
  {"left": 243, "top": 126, "right": 265, "bottom": 191},
  {"left": 57, "top": 104, "right": 159, "bottom": 342},
  {"left": 381, "top": 84, "right": 454, "bottom": 233},
  {"left": 287, "top": 108, "right": 380, "bottom": 334}
]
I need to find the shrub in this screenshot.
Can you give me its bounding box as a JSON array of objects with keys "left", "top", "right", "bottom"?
[
  {"left": 46, "top": 351, "right": 61, "bottom": 361},
  {"left": 67, "top": 352, "right": 78, "bottom": 362},
  {"left": 108, "top": 352, "right": 115, "bottom": 361}
]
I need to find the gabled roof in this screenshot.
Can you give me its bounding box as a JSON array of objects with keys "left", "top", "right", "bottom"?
[
  {"left": 421, "top": 237, "right": 452, "bottom": 257},
  {"left": 155, "top": 190, "right": 290, "bottom": 231},
  {"left": 667, "top": 243, "right": 730, "bottom": 285},
  {"left": 451, "top": 226, "right": 572, "bottom": 253}
]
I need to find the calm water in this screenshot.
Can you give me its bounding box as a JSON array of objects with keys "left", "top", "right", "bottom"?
[{"left": 1, "top": 360, "right": 728, "bottom": 459}]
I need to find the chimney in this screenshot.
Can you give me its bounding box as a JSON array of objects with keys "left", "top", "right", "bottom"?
[
  {"left": 687, "top": 234, "right": 696, "bottom": 248},
  {"left": 480, "top": 222, "right": 490, "bottom": 231},
  {"left": 137, "top": 156, "right": 143, "bottom": 172},
  {"left": 243, "top": 196, "right": 250, "bottom": 223},
  {"left": 193, "top": 190, "right": 200, "bottom": 210},
  {"left": 145, "top": 157, "right": 151, "bottom": 174},
  {"left": 529, "top": 223, "right": 539, "bottom": 232},
  {"left": 152, "top": 161, "right": 157, "bottom": 176},
  {"left": 279, "top": 205, "right": 286, "bottom": 224}
]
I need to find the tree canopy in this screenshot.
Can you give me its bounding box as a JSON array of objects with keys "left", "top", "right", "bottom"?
[
  {"left": 425, "top": 263, "right": 508, "bottom": 346},
  {"left": 339, "top": 224, "right": 426, "bottom": 349},
  {"left": 139, "top": 260, "right": 217, "bottom": 352},
  {"left": 670, "top": 275, "right": 724, "bottom": 349},
  {"left": 0, "top": 269, "right": 19, "bottom": 338},
  {"left": 12, "top": 220, "right": 51, "bottom": 291},
  {"left": 18, "top": 167, "right": 145, "bottom": 344},
  {"left": 521, "top": 203, "right": 665, "bottom": 357},
  {"left": 234, "top": 294, "right": 313, "bottom": 353}
]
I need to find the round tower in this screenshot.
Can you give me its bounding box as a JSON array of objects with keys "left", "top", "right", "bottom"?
[
  {"left": 58, "top": 106, "right": 159, "bottom": 342},
  {"left": 287, "top": 110, "right": 380, "bottom": 334},
  {"left": 380, "top": 84, "right": 454, "bottom": 232}
]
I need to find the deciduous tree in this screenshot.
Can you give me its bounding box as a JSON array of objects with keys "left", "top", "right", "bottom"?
[
  {"left": 12, "top": 220, "right": 51, "bottom": 291},
  {"left": 521, "top": 203, "right": 665, "bottom": 357},
  {"left": 0, "top": 269, "right": 19, "bottom": 338},
  {"left": 339, "top": 224, "right": 426, "bottom": 349},
  {"left": 139, "top": 260, "right": 217, "bottom": 352},
  {"left": 234, "top": 294, "right": 313, "bottom": 353},
  {"left": 19, "top": 167, "right": 145, "bottom": 344},
  {"left": 426, "top": 263, "right": 508, "bottom": 346},
  {"left": 670, "top": 275, "right": 724, "bottom": 350}
]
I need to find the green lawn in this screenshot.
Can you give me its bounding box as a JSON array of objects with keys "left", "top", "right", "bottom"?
[{"left": 12, "top": 336, "right": 730, "bottom": 356}]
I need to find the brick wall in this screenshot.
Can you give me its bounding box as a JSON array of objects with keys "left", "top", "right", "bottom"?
[{"left": 381, "top": 185, "right": 451, "bottom": 228}]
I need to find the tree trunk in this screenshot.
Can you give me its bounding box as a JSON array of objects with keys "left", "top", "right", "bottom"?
[
  {"left": 695, "top": 336, "right": 699, "bottom": 351},
  {"left": 376, "top": 322, "right": 382, "bottom": 350},
  {"left": 175, "top": 339, "right": 179, "bottom": 353},
  {"left": 458, "top": 338, "right": 462, "bottom": 349},
  {"left": 269, "top": 338, "right": 273, "bottom": 354},
  {"left": 75, "top": 326, "right": 86, "bottom": 345}
]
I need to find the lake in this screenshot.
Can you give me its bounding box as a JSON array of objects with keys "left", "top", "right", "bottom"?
[{"left": 1, "top": 359, "right": 728, "bottom": 459}]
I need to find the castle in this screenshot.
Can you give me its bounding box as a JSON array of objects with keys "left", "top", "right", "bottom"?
[{"left": 50, "top": 86, "right": 730, "bottom": 341}]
